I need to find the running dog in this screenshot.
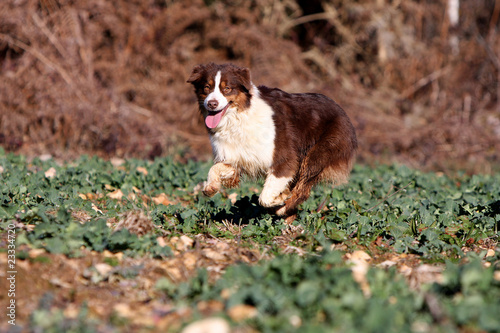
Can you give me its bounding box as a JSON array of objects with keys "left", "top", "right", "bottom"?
[{"left": 187, "top": 63, "right": 357, "bottom": 222}]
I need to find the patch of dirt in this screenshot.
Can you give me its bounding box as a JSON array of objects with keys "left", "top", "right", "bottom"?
[
  {"left": 0, "top": 233, "right": 270, "bottom": 331},
  {"left": 1, "top": 227, "right": 497, "bottom": 331}
]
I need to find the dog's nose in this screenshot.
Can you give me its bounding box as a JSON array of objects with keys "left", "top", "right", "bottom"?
[{"left": 207, "top": 100, "right": 218, "bottom": 110}]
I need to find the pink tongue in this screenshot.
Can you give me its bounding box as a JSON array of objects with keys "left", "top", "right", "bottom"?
[{"left": 205, "top": 111, "right": 224, "bottom": 129}]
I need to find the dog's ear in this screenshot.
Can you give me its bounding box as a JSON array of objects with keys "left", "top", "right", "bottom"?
[
  {"left": 187, "top": 65, "right": 205, "bottom": 84},
  {"left": 236, "top": 67, "right": 252, "bottom": 92}
]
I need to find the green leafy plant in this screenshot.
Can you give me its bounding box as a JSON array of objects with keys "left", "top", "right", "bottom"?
[{"left": 1, "top": 150, "right": 499, "bottom": 332}]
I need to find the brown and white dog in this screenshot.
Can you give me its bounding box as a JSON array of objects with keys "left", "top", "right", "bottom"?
[{"left": 187, "top": 63, "right": 357, "bottom": 222}]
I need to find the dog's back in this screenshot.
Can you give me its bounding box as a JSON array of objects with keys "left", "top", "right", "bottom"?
[{"left": 258, "top": 86, "right": 357, "bottom": 185}]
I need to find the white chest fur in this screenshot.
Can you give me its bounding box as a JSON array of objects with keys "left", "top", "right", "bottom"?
[{"left": 209, "top": 88, "right": 276, "bottom": 177}]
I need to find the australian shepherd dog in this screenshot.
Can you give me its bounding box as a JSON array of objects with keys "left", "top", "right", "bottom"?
[{"left": 188, "top": 63, "right": 357, "bottom": 223}]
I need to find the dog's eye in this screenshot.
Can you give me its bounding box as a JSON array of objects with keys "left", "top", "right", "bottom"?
[
  {"left": 204, "top": 84, "right": 210, "bottom": 92},
  {"left": 223, "top": 87, "right": 232, "bottom": 94}
]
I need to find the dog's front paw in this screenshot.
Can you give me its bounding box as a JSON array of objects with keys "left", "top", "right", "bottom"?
[{"left": 202, "top": 182, "right": 220, "bottom": 197}]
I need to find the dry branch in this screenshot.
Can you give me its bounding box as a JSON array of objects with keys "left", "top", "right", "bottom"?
[{"left": 0, "top": 32, "right": 87, "bottom": 103}]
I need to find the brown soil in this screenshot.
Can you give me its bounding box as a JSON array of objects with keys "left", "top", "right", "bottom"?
[
  {"left": 1, "top": 232, "right": 495, "bottom": 331},
  {"left": 0, "top": 234, "right": 271, "bottom": 331},
  {"left": 1, "top": 0, "right": 499, "bottom": 173}
]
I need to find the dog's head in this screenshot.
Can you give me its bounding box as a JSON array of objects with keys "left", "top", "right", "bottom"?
[{"left": 187, "top": 63, "right": 252, "bottom": 129}]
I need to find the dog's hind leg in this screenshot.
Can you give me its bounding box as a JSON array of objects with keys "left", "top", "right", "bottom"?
[
  {"left": 275, "top": 176, "right": 317, "bottom": 220},
  {"left": 276, "top": 142, "right": 348, "bottom": 221}
]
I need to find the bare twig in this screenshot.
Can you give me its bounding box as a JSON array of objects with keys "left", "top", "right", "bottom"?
[
  {"left": 0, "top": 32, "right": 87, "bottom": 103},
  {"left": 125, "top": 102, "right": 154, "bottom": 118},
  {"left": 476, "top": 34, "right": 500, "bottom": 71},
  {"left": 489, "top": 0, "right": 500, "bottom": 33},
  {"left": 279, "top": 4, "right": 362, "bottom": 53},
  {"left": 476, "top": 32, "right": 500, "bottom": 113},
  {"left": 31, "top": 12, "right": 70, "bottom": 59},
  {"left": 280, "top": 12, "right": 335, "bottom": 35},
  {"left": 400, "top": 67, "right": 450, "bottom": 99}
]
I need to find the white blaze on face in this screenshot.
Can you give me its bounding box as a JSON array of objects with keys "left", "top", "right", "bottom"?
[
  {"left": 204, "top": 71, "right": 230, "bottom": 129},
  {"left": 204, "top": 71, "right": 228, "bottom": 111}
]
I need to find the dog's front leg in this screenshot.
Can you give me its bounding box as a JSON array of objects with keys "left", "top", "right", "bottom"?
[
  {"left": 258, "top": 174, "right": 293, "bottom": 208},
  {"left": 203, "top": 163, "right": 239, "bottom": 197}
]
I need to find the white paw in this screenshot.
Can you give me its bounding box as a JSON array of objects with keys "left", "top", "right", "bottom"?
[
  {"left": 259, "top": 192, "right": 278, "bottom": 208},
  {"left": 259, "top": 175, "right": 292, "bottom": 207},
  {"left": 259, "top": 192, "right": 289, "bottom": 208}
]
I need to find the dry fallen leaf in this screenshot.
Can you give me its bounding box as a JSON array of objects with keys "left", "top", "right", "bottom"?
[
  {"left": 107, "top": 189, "right": 124, "bottom": 200},
  {"left": 136, "top": 166, "right": 148, "bottom": 175},
  {"left": 170, "top": 236, "right": 194, "bottom": 252},
  {"left": 349, "top": 250, "right": 372, "bottom": 261},
  {"left": 50, "top": 277, "right": 73, "bottom": 289},
  {"left": 180, "top": 235, "right": 194, "bottom": 248},
  {"left": 182, "top": 252, "right": 198, "bottom": 271},
  {"left": 29, "top": 248, "right": 46, "bottom": 258},
  {"left": 157, "top": 237, "right": 167, "bottom": 248},
  {"left": 44, "top": 167, "right": 57, "bottom": 178},
  {"left": 114, "top": 303, "right": 133, "bottom": 318},
  {"left": 215, "top": 241, "right": 230, "bottom": 251},
  {"left": 63, "top": 304, "right": 80, "bottom": 319},
  {"left": 152, "top": 193, "right": 172, "bottom": 206},
  {"left": 86, "top": 193, "right": 101, "bottom": 200},
  {"left": 94, "top": 263, "right": 113, "bottom": 277},
  {"left": 181, "top": 317, "right": 230, "bottom": 333},
  {"left": 220, "top": 288, "right": 232, "bottom": 300},
  {"left": 92, "top": 203, "right": 103, "bottom": 215},
  {"left": 161, "top": 261, "right": 183, "bottom": 281},
  {"left": 347, "top": 250, "right": 371, "bottom": 297},
  {"left": 227, "top": 304, "right": 258, "bottom": 322},
  {"left": 110, "top": 157, "right": 125, "bottom": 167},
  {"left": 289, "top": 315, "right": 302, "bottom": 328},
  {"left": 197, "top": 300, "right": 224, "bottom": 313},
  {"left": 228, "top": 192, "right": 238, "bottom": 204},
  {"left": 407, "top": 264, "right": 444, "bottom": 289},
  {"left": 399, "top": 264, "right": 412, "bottom": 276},
  {"left": 378, "top": 260, "right": 397, "bottom": 268},
  {"left": 202, "top": 248, "right": 225, "bottom": 261}
]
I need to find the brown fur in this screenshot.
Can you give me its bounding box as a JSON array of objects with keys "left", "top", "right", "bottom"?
[
  {"left": 258, "top": 85, "right": 357, "bottom": 220},
  {"left": 188, "top": 63, "right": 357, "bottom": 222}
]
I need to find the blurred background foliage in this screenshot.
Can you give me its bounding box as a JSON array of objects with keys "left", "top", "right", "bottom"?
[{"left": 0, "top": 0, "right": 499, "bottom": 173}]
